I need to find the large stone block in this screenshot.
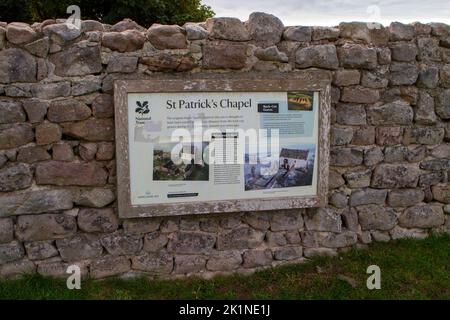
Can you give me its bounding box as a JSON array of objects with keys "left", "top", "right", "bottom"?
[
  {"left": 78, "top": 208, "right": 118, "bottom": 233},
  {"left": 321, "top": 231, "right": 358, "bottom": 248},
  {"left": 35, "top": 122, "right": 62, "bottom": 145},
  {"left": 123, "top": 218, "right": 160, "bottom": 235},
  {"left": 436, "top": 89, "right": 450, "bottom": 119},
  {"left": 140, "top": 52, "right": 196, "bottom": 72},
  {"left": 387, "top": 189, "right": 425, "bottom": 207},
  {"left": 389, "top": 22, "right": 415, "bottom": 41},
  {"left": 6, "top": 22, "right": 37, "bottom": 44},
  {"left": 389, "top": 62, "right": 419, "bottom": 85},
  {"left": 15, "top": 213, "right": 76, "bottom": 241},
  {"left": 296, "top": 44, "right": 339, "bottom": 70},
  {"left": 415, "top": 91, "right": 437, "bottom": 124},
  {"left": 90, "top": 256, "right": 131, "bottom": 279},
  {"left": 432, "top": 184, "right": 450, "bottom": 203},
  {"left": 330, "top": 147, "right": 363, "bottom": 166},
  {"left": 0, "top": 163, "right": 32, "bottom": 192},
  {"left": 270, "top": 210, "right": 303, "bottom": 231},
  {"left": 206, "top": 251, "right": 242, "bottom": 271},
  {"left": 47, "top": 99, "right": 91, "bottom": 123},
  {"left": 0, "top": 258, "right": 35, "bottom": 278},
  {"left": 338, "top": 44, "right": 377, "bottom": 69},
  {"left": 339, "top": 22, "right": 389, "bottom": 45},
  {"left": 0, "top": 100, "right": 26, "bottom": 124},
  {"left": 273, "top": 246, "right": 303, "bottom": 260},
  {"left": 101, "top": 231, "right": 143, "bottom": 255},
  {"left": 102, "top": 30, "right": 145, "bottom": 52},
  {"left": 304, "top": 207, "right": 342, "bottom": 233},
  {"left": 50, "top": 41, "right": 102, "bottom": 76},
  {"left": 390, "top": 43, "right": 418, "bottom": 62},
  {"left": 24, "top": 241, "right": 58, "bottom": 260},
  {"left": 246, "top": 12, "right": 284, "bottom": 46},
  {"left": 17, "top": 146, "right": 51, "bottom": 163},
  {"left": 349, "top": 188, "right": 387, "bottom": 206},
  {"left": 168, "top": 231, "right": 216, "bottom": 254},
  {"left": 74, "top": 188, "right": 115, "bottom": 208},
  {"left": 403, "top": 127, "right": 444, "bottom": 145},
  {"left": 30, "top": 82, "right": 71, "bottom": 100},
  {"left": 36, "top": 161, "right": 108, "bottom": 186},
  {"left": 283, "top": 26, "right": 311, "bottom": 42},
  {"left": 335, "top": 104, "right": 366, "bottom": 125},
  {"left": 0, "top": 49, "right": 37, "bottom": 84},
  {"left": 371, "top": 163, "right": 420, "bottom": 188},
  {"left": 62, "top": 118, "right": 114, "bottom": 142},
  {"left": 146, "top": 24, "right": 187, "bottom": 49},
  {"left": 22, "top": 99, "right": 49, "bottom": 123},
  {"left": 143, "top": 231, "right": 168, "bottom": 252},
  {"left": 242, "top": 249, "right": 273, "bottom": 268},
  {"left": 217, "top": 227, "right": 264, "bottom": 250},
  {"left": 203, "top": 42, "right": 247, "bottom": 69},
  {"left": 0, "top": 123, "right": 34, "bottom": 149},
  {"left": 0, "top": 218, "right": 13, "bottom": 244},
  {"left": 357, "top": 204, "right": 397, "bottom": 231},
  {"left": 0, "top": 241, "right": 25, "bottom": 265},
  {"left": 205, "top": 17, "right": 249, "bottom": 41},
  {"left": 399, "top": 204, "right": 445, "bottom": 228},
  {"left": 174, "top": 255, "right": 206, "bottom": 274},
  {"left": 131, "top": 252, "right": 173, "bottom": 274},
  {"left": 56, "top": 234, "right": 103, "bottom": 262},
  {"left": 366, "top": 100, "right": 413, "bottom": 125},
  {"left": 341, "top": 86, "right": 380, "bottom": 104}
]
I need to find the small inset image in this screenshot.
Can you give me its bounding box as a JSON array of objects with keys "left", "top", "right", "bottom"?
[{"left": 287, "top": 91, "right": 314, "bottom": 111}]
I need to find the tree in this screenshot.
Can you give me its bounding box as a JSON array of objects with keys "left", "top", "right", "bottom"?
[{"left": 0, "top": 0, "right": 215, "bottom": 27}]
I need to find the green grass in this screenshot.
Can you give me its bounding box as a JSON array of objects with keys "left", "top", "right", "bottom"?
[{"left": 1, "top": 235, "right": 449, "bottom": 300}]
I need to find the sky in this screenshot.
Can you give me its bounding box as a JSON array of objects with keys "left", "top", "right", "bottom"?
[{"left": 202, "top": 0, "right": 450, "bottom": 26}]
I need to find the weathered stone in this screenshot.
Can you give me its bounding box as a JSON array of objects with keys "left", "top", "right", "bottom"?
[
  {"left": 371, "top": 230, "right": 391, "bottom": 242},
  {"left": 111, "top": 19, "right": 145, "bottom": 32},
  {"left": 0, "top": 49, "right": 37, "bottom": 84},
  {"left": 417, "top": 65, "right": 439, "bottom": 89},
  {"left": 265, "top": 231, "right": 287, "bottom": 246},
  {"left": 217, "top": 227, "right": 264, "bottom": 250},
  {"left": 37, "top": 261, "right": 88, "bottom": 278},
  {"left": 71, "top": 77, "right": 102, "bottom": 96},
  {"left": 399, "top": 204, "right": 445, "bottom": 228},
  {"left": 357, "top": 204, "right": 397, "bottom": 231},
  {"left": 304, "top": 207, "right": 341, "bottom": 232},
  {"left": 43, "top": 23, "right": 81, "bottom": 44},
  {"left": 432, "top": 184, "right": 450, "bottom": 203},
  {"left": 184, "top": 23, "right": 208, "bottom": 40},
  {"left": 242, "top": 249, "right": 272, "bottom": 268},
  {"left": 206, "top": 251, "right": 242, "bottom": 271},
  {"left": 312, "top": 26, "right": 339, "bottom": 40},
  {"left": 203, "top": 42, "right": 247, "bottom": 69},
  {"left": 333, "top": 69, "right": 360, "bottom": 86},
  {"left": 417, "top": 38, "right": 441, "bottom": 61},
  {"left": 304, "top": 247, "right": 337, "bottom": 258},
  {"left": 362, "top": 71, "right": 389, "bottom": 89},
  {"left": 52, "top": 143, "right": 74, "bottom": 161},
  {"left": 246, "top": 12, "right": 284, "bottom": 46},
  {"left": 31, "top": 82, "right": 71, "bottom": 100},
  {"left": 92, "top": 94, "right": 114, "bottom": 119},
  {"left": 440, "top": 65, "right": 450, "bottom": 88},
  {"left": 168, "top": 231, "right": 215, "bottom": 254},
  {"left": 436, "top": 90, "right": 450, "bottom": 119},
  {"left": 78, "top": 208, "right": 118, "bottom": 233},
  {"left": 404, "top": 127, "right": 444, "bottom": 145},
  {"left": 90, "top": 256, "right": 130, "bottom": 279},
  {"left": 390, "top": 226, "right": 428, "bottom": 240},
  {"left": 255, "top": 46, "right": 288, "bottom": 62},
  {"left": 131, "top": 252, "right": 173, "bottom": 274},
  {"left": 300, "top": 230, "right": 326, "bottom": 248},
  {"left": 406, "top": 146, "right": 428, "bottom": 163},
  {"left": 0, "top": 218, "right": 13, "bottom": 244},
  {"left": 50, "top": 41, "right": 102, "bottom": 76},
  {"left": 270, "top": 211, "right": 303, "bottom": 231},
  {"left": 56, "top": 234, "right": 102, "bottom": 262},
  {"left": 384, "top": 146, "right": 407, "bottom": 163},
  {"left": 341, "top": 86, "right": 380, "bottom": 104},
  {"left": 0, "top": 258, "right": 35, "bottom": 278},
  {"left": 339, "top": 22, "right": 389, "bottom": 45},
  {"left": 283, "top": 26, "right": 311, "bottom": 42},
  {"left": 24, "top": 37, "right": 50, "bottom": 58},
  {"left": 441, "top": 36, "right": 450, "bottom": 49},
  {"left": 329, "top": 191, "right": 348, "bottom": 208},
  {"left": 78, "top": 143, "right": 97, "bottom": 161},
  {"left": 0, "top": 241, "right": 25, "bottom": 265},
  {"left": 389, "top": 22, "right": 415, "bottom": 41},
  {"left": 371, "top": 163, "right": 420, "bottom": 188},
  {"left": 377, "top": 47, "right": 391, "bottom": 64},
  {"left": 388, "top": 189, "right": 425, "bottom": 207},
  {"left": 123, "top": 218, "right": 160, "bottom": 234},
  {"left": 36, "top": 161, "right": 108, "bottom": 186},
  {"left": 140, "top": 52, "right": 196, "bottom": 72},
  {"left": 390, "top": 42, "right": 418, "bottom": 62},
  {"left": 0, "top": 163, "right": 32, "bottom": 192},
  {"left": 17, "top": 146, "right": 51, "bottom": 163},
  {"left": 344, "top": 169, "right": 371, "bottom": 188},
  {"left": 81, "top": 20, "right": 104, "bottom": 32},
  {"left": 420, "top": 159, "right": 450, "bottom": 171},
  {"left": 101, "top": 231, "right": 142, "bottom": 255},
  {"left": 35, "top": 122, "right": 61, "bottom": 145},
  {"left": 102, "top": 30, "right": 145, "bottom": 52},
  {"left": 296, "top": 44, "right": 339, "bottom": 70},
  {"left": 430, "top": 23, "right": 450, "bottom": 37},
  {"left": 350, "top": 188, "right": 387, "bottom": 206},
  {"left": 330, "top": 147, "right": 363, "bottom": 166},
  {"left": 47, "top": 99, "right": 91, "bottom": 123},
  {"left": 351, "top": 126, "right": 375, "bottom": 145},
  {"left": 321, "top": 231, "right": 358, "bottom": 248},
  {"left": 376, "top": 127, "right": 402, "bottom": 146},
  {"left": 15, "top": 213, "right": 76, "bottom": 241},
  {"left": 6, "top": 22, "right": 37, "bottom": 44},
  {"left": 331, "top": 126, "right": 353, "bottom": 146},
  {"left": 415, "top": 91, "right": 437, "bottom": 124},
  {"left": 430, "top": 144, "right": 450, "bottom": 159},
  {"left": 4, "top": 84, "right": 32, "bottom": 98},
  {"left": 106, "top": 56, "right": 138, "bottom": 73},
  {"left": 367, "top": 101, "right": 413, "bottom": 125},
  {"left": 61, "top": 118, "right": 115, "bottom": 141},
  {"left": 419, "top": 172, "right": 445, "bottom": 187},
  {"left": 272, "top": 246, "right": 302, "bottom": 261},
  {"left": 141, "top": 231, "right": 167, "bottom": 252},
  {"left": 174, "top": 255, "right": 206, "bottom": 274},
  {"left": 147, "top": 24, "right": 187, "bottom": 49},
  {"left": 24, "top": 241, "right": 58, "bottom": 260},
  {"left": 22, "top": 99, "right": 48, "bottom": 123},
  {"left": 329, "top": 170, "right": 345, "bottom": 189},
  {"left": 389, "top": 62, "right": 419, "bottom": 85},
  {"left": 335, "top": 104, "right": 366, "bottom": 125},
  {"left": 243, "top": 212, "right": 270, "bottom": 230},
  {"left": 205, "top": 17, "right": 249, "bottom": 41},
  {"left": 338, "top": 44, "right": 377, "bottom": 69},
  {"left": 0, "top": 100, "right": 26, "bottom": 124},
  {"left": 75, "top": 188, "right": 115, "bottom": 208}
]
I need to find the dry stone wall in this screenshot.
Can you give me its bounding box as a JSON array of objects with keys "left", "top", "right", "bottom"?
[{"left": 0, "top": 13, "right": 449, "bottom": 279}]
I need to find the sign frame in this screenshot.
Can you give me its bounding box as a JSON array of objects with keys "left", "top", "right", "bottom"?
[{"left": 114, "top": 71, "right": 331, "bottom": 218}]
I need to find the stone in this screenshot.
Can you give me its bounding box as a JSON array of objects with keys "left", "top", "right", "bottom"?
[
  {"left": 52, "top": 143, "right": 74, "bottom": 161},
  {"left": 344, "top": 169, "right": 372, "bottom": 188},
  {"left": 50, "top": 41, "right": 102, "bottom": 76},
  {"left": 341, "top": 86, "right": 380, "bottom": 104},
  {"left": 184, "top": 23, "right": 208, "bottom": 40},
  {"left": 357, "top": 204, "right": 397, "bottom": 231},
  {"left": 90, "top": 256, "right": 130, "bottom": 279},
  {"left": 22, "top": 99, "right": 48, "bottom": 123},
  {"left": 389, "top": 22, "right": 415, "bottom": 41},
  {"left": 106, "top": 56, "right": 138, "bottom": 73},
  {"left": 24, "top": 241, "right": 58, "bottom": 260},
  {"left": 388, "top": 189, "right": 425, "bottom": 207},
  {"left": 92, "top": 94, "right": 114, "bottom": 118},
  {"left": 384, "top": 146, "right": 407, "bottom": 163},
  {"left": 390, "top": 42, "right": 418, "bottom": 62},
  {"left": 0, "top": 100, "right": 26, "bottom": 124},
  {"left": 140, "top": 52, "right": 196, "bottom": 72},
  {"left": 419, "top": 172, "right": 445, "bottom": 187},
  {"left": 360, "top": 70, "right": 390, "bottom": 89},
  {"left": 243, "top": 212, "right": 270, "bottom": 230},
  {"left": 415, "top": 91, "right": 437, "bottom": 124},
  {"left": 0, "top": 163, "right": 32, "bottom": 192},
  {"left": 0, "top": 258, "right": 35, "bottom": 278},
  {"left": 206, "top": 251, "right": 242, "bottom": 271},
  {"left": 417, "top": 38, "right": 441, "bottom": 62},
  {"left": 417, "top": 65, "right": 439, "bottom": 89},
  {"left": 101, "top": 232, "right": 142, "bottom": 255},
  {"left": 147, "top": 24, "right": 187, "bottom": 49},
  {"left": 71, "top": 77, "right": 102, "bottom": 96},
  {"left": 404, "top": 127, "right": 444, "bottom": 145},
  {"left": 312, "top": 26, "right": 340, "bottom": 40},
  {"left": 430, "top": 23, "right": 450, "bottom": 37},
  {"left": 389, "top": 62, "right": 419, "bottom": 85},
  {"left": 47, "top": 99, "right": 91, "bottom": 123},
  {"left": 4, "top": 84, "right": 32, "bottom": 98},
  {"left": 142, "top": 232, "right": 168, "bottom": 252},
  {"left": 376, "top": 127, "right": 402, "bottom": 146},
  {"left": 266, "top": 231, "right": 287, "bottom": 246},
  {"left": 78, "top": 208, "right": 118, "bottom": 233},
  {"left": 342, "top": 208, "right": 359, "bottom": 232},
  {"left": 35, "top": 122, "right": 62, "bottom": 145},
  {"left": 367, "top": 101, "right": 413, "bottom": 125},
  {"left": 420, "top": 159, "right": 450, "bottom": 171},
  {"left": 81, "top": 20, "right": 104, "bottom": 32},
  {"left": 440, "top": 65, "right": 450, "bottom": 88},
  {"left": 333, "top": 69, "right": 360, "bottom": 86},
  {"left": 0, "top": 49, "right": 37, "bottom": 84},
  {"left": 432, "top": 184, "right": 450, "bottom": 203},
  {"left": 412, "top": 22, "right": 432, "bottom": 35},
  {"left": 217, "top": 227, "right": 264, "bottom": 250},
  {"left": 203, "top": 42, "right": 247, "bottom": 69},
  {"left": 96, "top": 142, "right": 115, "bottom": 161},
  {"left": 430, "top": 144, "right": 450, "bottom": 159},
  {"left": 331, "top": 126, "right": 353, "bottom": 146},
  {"left": 102, "top": 30, "right": 146, "bottom": 52},
  {"left": 174, "top": 255, "right": 206, "bottom": 274},
  {"left": 349, "top": 188, "right": 387, "bottom": 206},
  {"left": 79, "top": 143, "right": 97, "bottom": 161},
  {"left": 295, "top": 44, "right": 339, "bottom": 70},
  {"left": 304, "top": 248, "right": 337, "bottom": 258},
  {"left": 31, "top": 82, "right": 71, "bottom": 100},
  {"left": 329, "top": 170, "right": 345, "bottom": 189},
  {"left": 0, "top": 218, "right": 13, "bottom": 244},
  {"left": 351, "top": 126, "right": 375, "bottom": 145},
  {"left": 273, "top": 246, "right": 303, "bottom": 261},
  {"left": 6, "top": 22, "right": 37, "bottom": 44},
  {"left": 24, "top": 37, "right": 50, "bottom": 58},
  {"left": 335, "top": 104, "right": 366, "bottom": 125},
  {"left": 36, "top": 161, "right": 108, "bottom": 186},
  {"left": 37, "top": 261, "right": 88, "bottom": 278},
  {"left": 330, "top": 147, "right": 363, "bottom": 166},
  {"left": 371, "top": 230, "right": 391, "bottom": 242},
  {"left": 43, "top": 23, "right": 81, "bottom": 44},
  {"left": 15, "top": 213, "right": 76, "bottom": 241},
  {"left": 61, "top": 118, "right": 115, "bottom": 141},
  {"left": 56, "top": 234, "right": 103, "bottom": 262},
  {"left": 75, "top": 188, "right": 115, "bottom": 208},
  {"left": 111, "top": 19, "right": 145, "bottom": 32},
  {"left": 390, "top": 226, "right": 428, "bottom": 240},
  {"left": 131, "top": 252, "right": 173, "bottom": 274},
  {"left": 123, "top": 218, "right": 160, "bottom": 234},
  {"left": 304, "top": 207, "right": 341, "bottom": 232},
  {"left": 283, "top": 26, "right": 311, "bottom": 42},
  {"left": 377, "top": 47, "right": 391, "bottom": 64},
  {"left": 0, "top": 241, "right": 25, "bottom": 265},
  {"left": 255, "top": 46, "right": 288, "bottom": 62},
  {"left": 371, "top": 163, "right": 420, "bottom": 188},
  {"left": 329, "top": 191, "right": 348, "bottom": 208},
  {"left": 399, "top": 204, "right": 445, "bottom": 228},
  {"left": 270, "top": 211, "right": 303, "bottom": 231},
  {"left": 205, "top": 17, "right": 249, "bottom": 41},
  {"left": 436, "top": 90, "right": 450, "bottom": 119},
  {"left": 338, "top": 44, "right": 378, "bottom": 69},
  {"left": 339, "top": 22, "right": 389, "bottom": 45},
  {"left": 168, "top": 231, "right": 215, "bottom": 254},
  {"left": 321, "top": 231, "right": 358, "bottom": 248},
  {"left": 246, "top": 12, "right": 284, "bottom": 46},
  {"left": 242, "top": 249, "right": 273, "bottom": 268},
  {"left": 17, "top": 146, "right": 51, "bottom": 163},
  {"left": 441, "top": 36, "right": 450, "bottom": 49}
]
